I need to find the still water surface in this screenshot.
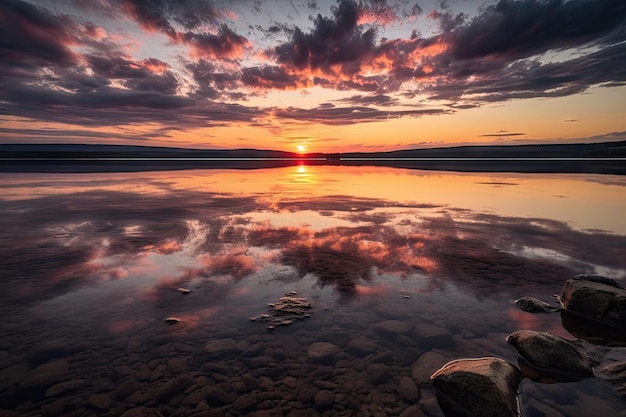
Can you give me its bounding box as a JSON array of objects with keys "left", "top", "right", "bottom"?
[{"left": 1, "top": 165, "right": 625, "bottom": 417}]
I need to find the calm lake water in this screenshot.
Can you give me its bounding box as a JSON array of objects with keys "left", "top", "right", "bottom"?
[{"left": 1, "top": 165, "right": 625, "bottom": 417}]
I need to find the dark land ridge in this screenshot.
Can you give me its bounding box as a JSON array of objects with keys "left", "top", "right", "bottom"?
[{"left": 1, "top": 141, "right": 625, "bottom": 174}]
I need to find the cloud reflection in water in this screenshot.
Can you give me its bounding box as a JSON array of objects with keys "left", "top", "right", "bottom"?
[{"left": 1, "top": 170, "right": 625, "bottom": 317}]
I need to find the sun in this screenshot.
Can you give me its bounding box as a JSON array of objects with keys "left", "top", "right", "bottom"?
[{"left": 296, "top": 144, "right": 307, "bottom": 154}]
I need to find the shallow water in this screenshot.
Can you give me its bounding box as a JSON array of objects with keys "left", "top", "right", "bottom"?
[{"left": 0, "top": 165, "right": 625, "bottom": 417}]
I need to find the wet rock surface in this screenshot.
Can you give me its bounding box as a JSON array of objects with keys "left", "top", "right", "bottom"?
[
  {"left": 506, "top": 330, "right": 595, "bottom": 381},
  {"left": 560, "top": 276, "right": 626, "bottom": 329},
  {"left": 251, "top": 292, "right": 312, "bottom": 330},
  {"left": 514, "top": 297, "right": 560, "bottom": 313},
  {"left": 430, "top": 357, "right": 522, "bottom": 417}
]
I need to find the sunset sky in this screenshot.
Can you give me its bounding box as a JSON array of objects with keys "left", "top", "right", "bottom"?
[{"left": 1, "top": 0, "right": 625, "bottom": 153}]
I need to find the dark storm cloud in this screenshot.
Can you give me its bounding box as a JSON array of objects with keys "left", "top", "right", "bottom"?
[
  {"left": 241, "top": 66, "right": 303, "bottom": 90},
  {"left": 336, "top": 94, "right": 399, "bottom": 106},
  {"left": 179, "top": 24, "right": 251, "bottom": 59},
  {"left": 85, "top": 54, "right": 179, "bottom": 94},
  {"left": 425, "top": 40, "right": 626, "bottom": 102},
  {"left": 273, "top": 104, "right": 449, "bottom": 125},
  {"left": 0, "top": 0, "right": 80, "bottom": 68},
  {"left": 115, "top": 0, "right": 223, "bottom": 34},
  {"left": 267, "top": 0, "right": 377, "bottom": 75},
  {"left": 444, "top": 0, "right": 626, "bottom": 61}
]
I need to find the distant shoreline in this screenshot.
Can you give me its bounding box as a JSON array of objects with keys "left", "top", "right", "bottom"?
[
  {"left": 1, "top": 141, "right": 625, "bottom": 174},
  {"left": 1, "top": 158, "right": 624, "bottom": 175}
]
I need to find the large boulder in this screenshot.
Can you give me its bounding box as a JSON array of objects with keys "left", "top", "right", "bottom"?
[
  {"left": 560, "top": 275, "right": 626, "bottom": 329},
  {"left": 430, "top": 357, "right": 521, "bottom": 417},
  {"left": 506, "top": 330, "right": 594, "bottom": 382}
]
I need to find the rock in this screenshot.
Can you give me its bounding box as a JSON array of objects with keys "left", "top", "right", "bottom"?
[
  {"left": 307, "top": 342, "right": 339, "bottom": 364},
  {"left": 411, "top": 351, "right": 448, "bottom": 384},
  {"left": 514, "top": 297, "right": 560, "bottom": 313},
  {"left": 253, "top": 296, "right": 313, "bottom": 329},
  {"left": 167, "top": 357, "right": 188, "bottom": 373},
  {"left": 232, "top": 393, "right": 256, "bottom": 412},
  {"left": 596, "top": 361, "right": 626, "bottom": 397},
  {"left": 45, "top": 379, "right": 89, "bottom": 397},
  {"left": 362, "top": 363, "right": 392, "bottom": 385},
  {"left": 392, "top": 347, "right": 421, "bottom": 366},
  {"left": 413, "top": 324, "right": 454, "bottom": 348},
  {"left": 398, "top": 405, "right": 426, "bottom": 417},
  {"left": 120, "top": 407, "right": 163, "bottom": 417},
  {"left": 560, "top": 277, "right": 626, "bottom": 328},
  {"left": 314, "top": 390, "right": 334, "bottom": 409},
  {"left": 113, "top": 379, "right": 142, "bottom": 401},
  {"left": 204, "top": 338, "right": 237, "bottom": 357},
  {"left": 573, "top": 274, "right": 623, "bottom": 288},
  {"left": 27, "top": 340, "right": 68, "bottom": 363},
  {"left": 317, "top": 331, "right": 351, "bottom": 347},
  {"left": 374, "top": 320, "right": 414, "bottom": 335},
  {"left": 204, "top": 388, "right": 234, "bottom": 406},
  {"left": 155, "top": 375, "right": 195, "bottom": 402},
  {"left": 86, "top": 393, "right": 110, "bottom": 410},
  {"left": 398, "top": 376, "right": 420, "bottom": 402},
  {"left": 346, "top": 337, "right": 377, "bottom": 357},
  {"left": 506, "top": 330, "right": 594, "bottom": 382},
  {"left": 19, "top": 361, "right": 69, "bottom": 389},
  {"left": 430, "top": 357, "right": 521, "bottom": 417},
  {"left": 560, "top": 309, "right": 626, "bottom": 345}
]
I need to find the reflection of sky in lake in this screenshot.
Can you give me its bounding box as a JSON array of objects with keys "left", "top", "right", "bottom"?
[{"left": 1, "top": 166, "right": 625, "bottom": 416}]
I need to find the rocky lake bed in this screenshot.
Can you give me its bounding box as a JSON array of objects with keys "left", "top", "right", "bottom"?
[{"left": 1, "top": 274, "right": 626, "bottom": 417}]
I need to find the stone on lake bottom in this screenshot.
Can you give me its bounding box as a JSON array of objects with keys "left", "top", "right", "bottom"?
[
  {"left": 374, "top": 320, "right": 414, "bottom": 335},
  {"left": 19, "top": 361, "right": 69, "bottom": 389},
  {"left": 413, "top": 323, "right": 454, "bottom": 349},
  {"left": 346, "top": 337, "right": 377, "bottom": 357},
  {"left": 45, "top": 379, "right": 89, "bottom": 397},
  {"left": 430, "top": 357, "right": 522, "bottom": 417},
  {"left": 155, "top": 375, "right": 195, "bottom": 402},
  {"left": 314, "top": 390, "right": 334, "bottom": 409},
  {"left": 411, "top": 351, "right": 449, "bottom": 384},
  {"left": 596, "top": 361, "right": 626, "bottom": 398},
  {"left": 307, "top": 342, "right": 339, "bottom": 364},
  {"left": 204, "top": 338, "right": 237, "bottom": 357},
  {"left": 398, "top": 376, "right": 420, "bottom": 402}
]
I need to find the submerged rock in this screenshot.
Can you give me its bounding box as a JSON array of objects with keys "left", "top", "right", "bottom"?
[
  {"left": 430, "top": 357, "right": 521, "bottom": 417},
  {"left": 251, "top": 294, "right": 312, "bottom": 330},
  {"left": 560, "top": 309, "right": 626, "bottom": 346},
  {"left": 596, "top": 361, "right": 626, "bottom": 398},
  {"left": 506, "top": 330, "right": 595, "bottom": 382},
  {"left": 560, "top": 276, "right": 626, "bottom": 328},
  {"left": 514, "top": 297, "right": 560, "bottom": 313},
  {"left": 307, "top": 342, "right": 339, "bottom": 364}
]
